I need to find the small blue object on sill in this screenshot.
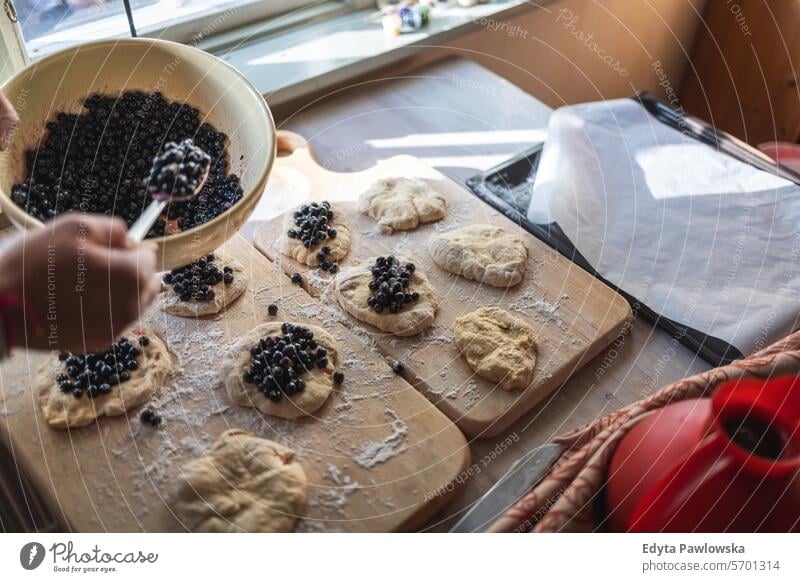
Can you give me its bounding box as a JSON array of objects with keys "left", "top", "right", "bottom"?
[{"left": 379, "top": 2, "right": 432, "bottom": 35}]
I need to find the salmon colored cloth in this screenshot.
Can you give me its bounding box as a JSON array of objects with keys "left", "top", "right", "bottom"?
[{"left": 488, "top": 331, "right": 800, "bottom": 533}]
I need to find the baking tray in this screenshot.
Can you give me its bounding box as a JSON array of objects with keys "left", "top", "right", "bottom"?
[{"left": 463, "top": 93, "right": 779, "bottom": 367}]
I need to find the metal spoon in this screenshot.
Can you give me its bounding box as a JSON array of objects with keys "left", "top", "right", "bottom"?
[{"left": 127, "top": 140, "right": 211, "bottom": 243}]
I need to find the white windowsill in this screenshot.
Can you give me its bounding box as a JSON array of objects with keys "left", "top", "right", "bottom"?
[{"left": 210, "top": 0, "right": 539, "bottom": 107}]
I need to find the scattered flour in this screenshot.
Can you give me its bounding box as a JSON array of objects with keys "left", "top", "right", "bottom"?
[
  {"left": 353, "top": 409, "right": 408, "bottom": 469},
  {"left": 508, "top": 290, "right": 569, "bottom": 330},
  {"left": 308, "top": 463, "right": 361, "bottom": 515},
  {"left": 462, "top": 380, "right": 481, "bottom": 407}
]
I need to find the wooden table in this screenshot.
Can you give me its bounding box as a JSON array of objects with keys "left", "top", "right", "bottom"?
[
  {"left": 0, "top": 57, "right": 711, "bottom": 532},
  {"left": 255, "top": 57, "right": 712, "bottom": 531}
]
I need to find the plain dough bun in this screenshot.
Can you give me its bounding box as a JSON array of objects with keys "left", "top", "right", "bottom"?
[
  {"left": 334, "top": 256, "right": 439, "bottom": 337},
  {"left": 357, "top": 177, "right": 446, "bottom": 233},
  {"left": 223, "top": 322, "right": 338, "bottom": 419},
  {"left": 173, "top": 429, "right": 307, "bottom": 532},
  {"left": 428, "top": 224, "right": 528, "bottom": 287},
  {"left": 454, "top": 307, "right": 537, "bottom": 390}
]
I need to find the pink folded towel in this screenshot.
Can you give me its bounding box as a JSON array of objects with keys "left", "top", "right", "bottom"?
[{"left": 489, "top": 331, "right": 800, "bottom": 532}]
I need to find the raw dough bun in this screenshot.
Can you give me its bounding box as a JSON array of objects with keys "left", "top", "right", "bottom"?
[
  {"left": 428, "top": 224, "right": 528, "bottom": 287},
  {"left": 280, "top": 207, "right": 351, "bottom": 266},
  {"left": 357, "top": 177, "right": 446, "bottom": 233},
  {"left": 334, "top": 256, "right": 439, "bottom": 337},
  {"left": 35, "top": 326, "right": 171, "bottom": 428},
  {"left": 173, "top": 429, "right": 307, "bottom": 532},
  {"left": 454, "top": 307, "right": 537, "bottom": 390},
  {"left": 223, "top": 322, "right": 337, "bottom": 419},
  {"left": 159, "top": 253, "right": 247, "bottom": 317}
]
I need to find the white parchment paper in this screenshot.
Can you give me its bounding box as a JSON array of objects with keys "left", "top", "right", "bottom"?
[{"left": 527, "top": 99, "right": 800, "bottom": 355}]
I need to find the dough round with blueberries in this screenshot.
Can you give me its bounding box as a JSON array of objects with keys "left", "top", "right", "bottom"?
[
  {"left": 159, "top": 253, "right": 247, "bottom": 317},
  {"left": 35, "top": 326, "right": 171, "bottom": 428},
  {"left": 357, "top": 177, "right": 446, "bottom": 233},
  {"left": 280, "top": 208, "right": 351, "bottom": 266},
  {"left": 223, "top": 322, "right": 338, "bottom": 419},
  {"left": 454, "top": 307, "right": 537, "bottom": 390},
  {"left": 428, "top": 224, "right": 528, "bottom": 287},
  {"left": 334, "top": 256, "right": 439, "bottom": 337},
  {"left": 173, "top": 429, "right": 307, "bottom": 533}
]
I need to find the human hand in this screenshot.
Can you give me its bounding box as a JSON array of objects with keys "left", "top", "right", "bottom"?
[
  {"left": 0, "top": 90, "right": 19, "bottom": 151},
  {"left": 0, "top": 213, "right": 161, "bottom": 352}
]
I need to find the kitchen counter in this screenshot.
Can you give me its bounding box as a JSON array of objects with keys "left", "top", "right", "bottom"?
[{"left": 0, "top": 57, "right": 712, "bottom": 533}]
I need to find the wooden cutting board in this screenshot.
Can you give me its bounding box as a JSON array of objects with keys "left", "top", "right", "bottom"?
[
  {"left": 254, "top": 132, "right": 632, "bottom": 438},
  {"left": 0, "top": 234, "right": 469, "bottom": 532}
]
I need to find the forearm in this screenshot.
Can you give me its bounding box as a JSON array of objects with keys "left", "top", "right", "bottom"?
[
  {"left": 0, "top": 90, "right": 14, "bottom": 116},
  {"left": 0, "top": 89, "right": 19, "bottom": 150},
  {"left": 0, "top": 256, "right": 27, "bottom": 358}
]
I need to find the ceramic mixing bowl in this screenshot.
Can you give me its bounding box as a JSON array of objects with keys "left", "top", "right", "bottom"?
[{"left": 0, "top": 38, "right": 275, "bottom": 269}]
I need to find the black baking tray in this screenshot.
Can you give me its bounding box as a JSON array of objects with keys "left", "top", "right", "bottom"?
[{"left": 463, "top": 92, "right": 784, "bottom": 367}]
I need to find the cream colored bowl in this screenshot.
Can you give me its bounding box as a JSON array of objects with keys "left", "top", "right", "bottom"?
[{"left": 0, "top": 38, "right": 275, "bottom": 269}]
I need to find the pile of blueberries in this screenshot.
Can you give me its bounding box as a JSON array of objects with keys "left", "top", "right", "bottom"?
[
  {"left": 162, "top": 253, "right": 233, "bottom": 302},
  {"left": 243, "top": 323, "right": 342, "bottom": 403},
  {"left": 57, "top": 335, "right": 150, "bottom": 399},
  {"left": 10, "top": 91, "right": 243, "bottom": 238},
  {"left": 146, "top": 138, "right": 211, "bottom": 200},
  {"left": 286, "top": 201, "right": 339, "bottom": 273},
  {"left": 367, "top": 256, "right": 419, "bottom": 314}
]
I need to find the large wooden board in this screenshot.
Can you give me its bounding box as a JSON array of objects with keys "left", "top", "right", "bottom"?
[
  {"left": 254, "top": 133, "right": 632, "bottom": 438},
  {"left": 0, "top": 234, "right": 469, "bottom": 532}
]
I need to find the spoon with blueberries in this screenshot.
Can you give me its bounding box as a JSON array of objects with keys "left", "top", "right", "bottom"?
[{"left": 127, "top": 138, "right": 212, "bottom": 242}]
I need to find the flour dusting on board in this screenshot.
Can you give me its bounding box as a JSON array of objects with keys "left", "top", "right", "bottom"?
[
  {"left": 151, "top": 325, "right": 229, "bottom": 428},
  {"left": 287, "top": 289, "right": 384, "bottom": 358},
  {"left": 307, "top": 463, "right": 361, "bottom": 515},
  {"left": 353, "top": 409, "right": 408, "bottom": 468},
  {"left": 508, "top": 290, "right": 569, "bottom": 330},
  {"left": 462, "top": 380, "right": 481, "bottom": 407}
]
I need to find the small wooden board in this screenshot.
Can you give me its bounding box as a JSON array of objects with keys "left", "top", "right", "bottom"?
[
  {"left": 254, "top": 133, "right": 632, "bottom": 438},
  {"left": 0, "top": 234, "right": 469, "bottom": 532}
]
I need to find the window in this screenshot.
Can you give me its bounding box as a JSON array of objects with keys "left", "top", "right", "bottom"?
[
  {"left": 16, "top": 0, "right": 133, "bottom": 55},
  {"left": 6, "top": 0, "right": 350, "bottom": 60}
]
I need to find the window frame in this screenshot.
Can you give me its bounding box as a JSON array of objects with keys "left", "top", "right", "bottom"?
[
  {"left": 1, "top": 1, "right": 26, "bottom": 78},
  {"left": 1, "top": 0, "right": 371, "bottom": 68},
  {"left": 136, "top": 0, "right": 345, "bottom": 45}
]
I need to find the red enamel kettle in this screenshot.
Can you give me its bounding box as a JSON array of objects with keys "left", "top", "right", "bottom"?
[{"left": 606, "top": 376, "right": 800, "bottom": 532}]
